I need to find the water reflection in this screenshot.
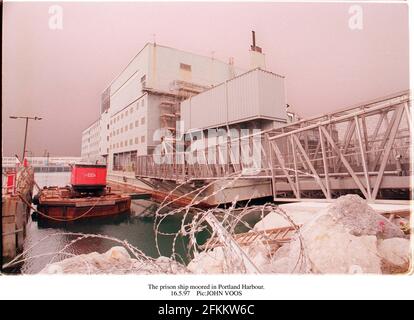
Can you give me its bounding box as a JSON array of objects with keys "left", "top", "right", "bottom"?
[
  {"left": 20, "top": 173, "right": 258, "bottom": 274},
  {"left": 21, "top": 173, "right": 195, "bottom": 274},
  {"left": 23, "top": 203, "right": 195, "bottom": 274}
]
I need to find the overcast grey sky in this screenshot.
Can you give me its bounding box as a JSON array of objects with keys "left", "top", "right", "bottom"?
[{"left": 2, "top": 1, "right": 409, "bottom": 157}]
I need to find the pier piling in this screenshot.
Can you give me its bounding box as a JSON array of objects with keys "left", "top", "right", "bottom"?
[{"left": 2, "top": 167, "right": 34, "bottom": 264}]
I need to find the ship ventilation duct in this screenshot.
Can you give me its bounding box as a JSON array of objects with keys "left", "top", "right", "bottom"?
[{"left": 250, "top": 31, "right": 266, "bottom": 70}]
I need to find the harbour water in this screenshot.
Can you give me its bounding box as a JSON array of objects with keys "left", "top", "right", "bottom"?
[{"left": 20, "top": 172, "right": 198, "bottom": 274}]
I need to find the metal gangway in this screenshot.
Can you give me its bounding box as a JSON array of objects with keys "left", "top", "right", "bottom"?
[{"left": 136, "top": 91, "right": 412, "bottom": 203}]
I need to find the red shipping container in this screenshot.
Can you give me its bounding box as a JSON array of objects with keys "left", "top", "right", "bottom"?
[
  {"left": 6, "top": 170, "right": 17, "bottom": 194},
  {"left": 71, "top": 164, "right": 107, "bottom": 188}
]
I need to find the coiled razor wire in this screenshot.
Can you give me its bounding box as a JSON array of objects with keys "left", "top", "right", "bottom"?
[
  {"left": 3, "top": 172, "right": 310, "bottom": 274},
  {"left": 151, "top": 172, "right": 310, "bottom": 274}
]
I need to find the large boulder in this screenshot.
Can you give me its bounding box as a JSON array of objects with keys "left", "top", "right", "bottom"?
[
  {"left": 154, "top": 256, "right": 190, "bottom": 274},
  {"left": 40, "top": 246, "right": 189, "bottom": 275},
  {"left": 104, "top": 246, "right": 132, "bottom": 263},
  {"left": 244, "top": 238, "right": 273, "bottom": 271},
  {"left": 189, "top": 195, "right": 408, "bottom": 275},
  {"left": 326, "top": 195, "right": 405, "bottom": 239},
  {"left": 254, "top": 210, "right": 315, "bottom": 231},
  {"left": 40, "top": 247, "right": 133, "bottom": 274},
  {"left": 263, "top": 241, "right": 292, "bottom": 273},
  {"left": 378, "top": 238, "right": 411, "bottom": 267},
  {"left": 268, "top": 213, "right": 382, "bottom": 274},
  {"left": 187, "top": 248, "right": 227, "bottom": 274},
  {"left": 187, "top": 244, "right": 262, "bottom": 274}
]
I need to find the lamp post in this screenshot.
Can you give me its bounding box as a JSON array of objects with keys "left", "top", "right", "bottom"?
[
  {"left": 45, "top": 150, "right": 50, "bottom": 166},
  {"left": 9, "top": 116, "right": 42, "bottom": 161}
]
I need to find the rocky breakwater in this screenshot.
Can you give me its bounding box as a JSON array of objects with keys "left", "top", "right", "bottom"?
[
  {"left": 188, "top": 195, "right": 411, "bottom": 274},
  {"left": 40, "top": 247, "right": 189, "bottom": 275}
]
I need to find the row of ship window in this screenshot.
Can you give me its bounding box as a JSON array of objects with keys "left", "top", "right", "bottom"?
[
  {"left": 110, "top": 100, "right": 145, "bottom": 125},
  {"left": 110, "top": 136, "right": 146, "bottom": 149},
  {"left": 83, "top": 115, "right": 145, "bottom": 143},
  {"left": 83, "top": 132, "right": 99, "bottom": 139},
  {"left": 110, "top": 117, "right": 146, "bottom": 137},
  {"left": 83, "top": 141, "right": 99, "bottom": 147}
]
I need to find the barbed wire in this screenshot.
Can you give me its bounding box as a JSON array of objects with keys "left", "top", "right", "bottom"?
[{"left": 3, "top": 170, "right": 308, "bottom": 274}]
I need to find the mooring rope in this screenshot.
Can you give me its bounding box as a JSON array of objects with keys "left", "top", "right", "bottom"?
[{"left": 17, "top": 192, "right": 106, "bottom": 222}]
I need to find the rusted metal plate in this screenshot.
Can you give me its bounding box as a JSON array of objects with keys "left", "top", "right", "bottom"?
[
  {"left": 36, "top": 186, "right": 132, "bottom": 220},
  {"left": 75, "top": 200, "right": 116, "bottom": 207}
]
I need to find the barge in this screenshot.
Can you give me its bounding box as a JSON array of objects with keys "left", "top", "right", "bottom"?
[{"left": 33, "top": 164, "right": 131, "bottom": 220}]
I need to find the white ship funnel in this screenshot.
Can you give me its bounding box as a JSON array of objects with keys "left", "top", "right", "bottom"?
[{"left": 250, "top": 31, "right": 266, "bottom": 69}]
